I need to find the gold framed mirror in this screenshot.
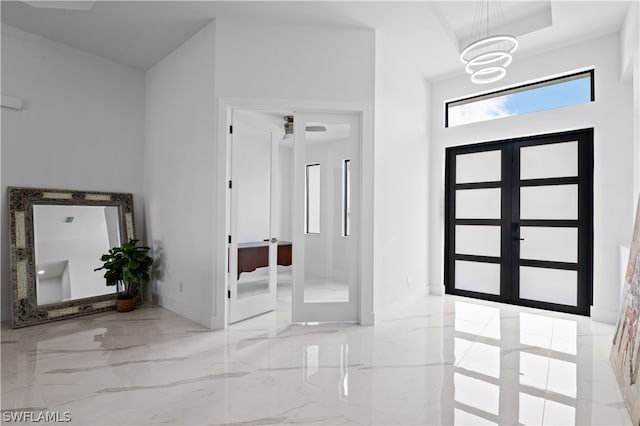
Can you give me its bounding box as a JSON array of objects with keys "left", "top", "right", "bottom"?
[{"left": 8, "top": 187, "right": 135, "bottom": 328}]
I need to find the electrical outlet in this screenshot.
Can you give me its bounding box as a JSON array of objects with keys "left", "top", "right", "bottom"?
[
  {"left": 179, "top": 281, "right": 183, "bottom": 292},
  {"left": 407, "top": 275, "right": 412, "bottom": 285}
]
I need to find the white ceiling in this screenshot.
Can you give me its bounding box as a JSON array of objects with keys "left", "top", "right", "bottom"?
[
  {"left": 0, "top": 1, "right": 631, "bottom": 78},
  {"left": 33, "top": 204, "right": 116, "bottom": 242}
]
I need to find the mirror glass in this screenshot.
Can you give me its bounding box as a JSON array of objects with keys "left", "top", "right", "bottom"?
[
  {"left": 234, "top": 126, "right": 273, "bottom": 299},
  {"left": 33, "top": 205, "right": 121, "bottom": 305},
  {"left": 303, "top": 121, "right": 351, "bottom": 303}
]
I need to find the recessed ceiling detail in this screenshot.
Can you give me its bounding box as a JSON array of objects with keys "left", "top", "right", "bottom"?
[
  {"left": 433, "top": 1, "right": 553, "bottom": 54},
  {"left": 21, "top": 1, "right": 95, "bottom": 11}
]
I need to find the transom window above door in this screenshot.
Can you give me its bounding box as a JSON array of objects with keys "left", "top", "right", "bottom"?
[{"left": 446, "top": 70, "right": 594, "bottom": 128}]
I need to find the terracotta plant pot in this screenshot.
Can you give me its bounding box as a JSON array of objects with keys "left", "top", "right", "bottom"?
[{"left": 116, "top": 297, "right": 136, "bottom": 312}]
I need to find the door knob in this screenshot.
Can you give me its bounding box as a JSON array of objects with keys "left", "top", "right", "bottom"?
[{"left": 270, "top": 238, "right": 278, "bottom": 243}]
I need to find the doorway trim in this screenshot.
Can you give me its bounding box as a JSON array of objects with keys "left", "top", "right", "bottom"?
[
  {"left": 444, "top": 128, "right": 594, "bottom": 315},
  {"left": 212, "top": 97, "right": 375, "bottom": 329}
]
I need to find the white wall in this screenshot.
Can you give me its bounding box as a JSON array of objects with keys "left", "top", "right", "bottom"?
[
  {"left": 620, "top": 1, "right": 639, "bottom": 81},
  {"left": 635, "top": 51, "right": 640, "bottom": 211},
  {"left": 620, "top": 1, "right": 640, "bottom": 208},
  {"left": 373, "top": 30, "right": 430, "bottom": 316},
  {"left": 61, "top": 263, "right": 70, "bottom": 301},
  {"left": 36, "top": 238, "right": 113, "bottom": 300},
  {"left": 214, "top": 19, "right": 374, "bottom": 102},
  {"left": 37, "top": 278, "right": 62, "bottom": 305},
  {"left": 144, "top": 20, "right": 216, "bottom": 328},
  {"left": 213, "top": 18, "right": 375, "bottom": 326},
  {"left": 429, "top": 34, "right": 634, "bottom": 323},
  {"left": 1, "top": 25, "right": 145, "bottom": 321}
]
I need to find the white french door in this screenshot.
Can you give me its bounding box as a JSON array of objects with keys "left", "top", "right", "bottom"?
[
  {"left": 292, "top": 112, "right": 360, "bottom": 322},
  {"left": 228, "top": 119, "right": 279, "bottom": 324},
  {"left": 445, "top": 129, "right": 594, "bottom": 315}
]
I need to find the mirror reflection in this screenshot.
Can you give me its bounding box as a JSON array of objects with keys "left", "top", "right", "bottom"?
[
  {"left": 234, "top": 125, "right": 273, "bottom": 299},
  {"left": 33, "top": 205, "right": 121, "bottom": 305},
  {"left": 303, "top": 121, "right": 352, "bottom": 303}
]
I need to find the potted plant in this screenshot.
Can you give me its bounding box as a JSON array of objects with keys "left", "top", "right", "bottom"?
[{"left": 95, "top": 239, "right": 153, "bottom": 312}]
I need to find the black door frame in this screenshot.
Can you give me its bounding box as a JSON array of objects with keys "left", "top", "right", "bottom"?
[{"left": 444, "top": 128, "right": 594, "bottom": 316}]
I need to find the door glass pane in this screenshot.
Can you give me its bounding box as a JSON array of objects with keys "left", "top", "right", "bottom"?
[
  {"left": 455, "top": 260, "right": 500, "bottom": 295},
  {"left": 456, "top": 188, "right": 501, "bottom": 219},
  {"left": 520, "top": 227, "right": 577, "bottom": 263},
  {"left": 343, "top": 159, "right": 351, "bottom": 237},
  {"left": 520, "top": 185, "right": 577, "bottom": 220},
  {"left": 520, "top": 141, "right": 578, "bottom": 180},
  {"left": 304, "top": 122, "right": 351, "bottom": 303},
  {"left": 455, "top": 225, "right": 500, "bottom": 257},
  {"left": 519, "top": 266, "right": 577, "bottom": 306},
  {"left": 456, "top": 150, "right": 501, "bottom": 183},
  {"left": 305, "top": 164, "right": 320, "bottom": 234},
  {"left": 235, "top": 128, "right": 272, "bottom": 299}
]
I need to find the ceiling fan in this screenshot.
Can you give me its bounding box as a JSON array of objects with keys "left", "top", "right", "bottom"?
[
  {"left": 283, "top": 115, "right": 326, "bottom": 135},
  {"left": 21, "top": 1, "right": 95, "bottom": 11}
]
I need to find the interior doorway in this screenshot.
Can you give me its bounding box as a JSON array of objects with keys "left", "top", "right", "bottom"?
[
  {"left": 227, "top": 109, "right": 362, "bottom": 325},
  {"left": 444, "top": 128, "right": 594, "bottom": 315}
]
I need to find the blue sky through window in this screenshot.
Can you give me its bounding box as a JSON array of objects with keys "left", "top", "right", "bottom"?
[{"left": 447, "top": 73, "right": 592, "bottom": 127}]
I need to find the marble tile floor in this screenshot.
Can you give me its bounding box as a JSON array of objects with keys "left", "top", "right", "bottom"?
[{"left": 0, "top": 294, "right": 632, "bottom": 425}]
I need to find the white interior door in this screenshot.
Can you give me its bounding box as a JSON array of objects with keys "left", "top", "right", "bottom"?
[
  {"left": 228, "top": 122, "right": 279, "bottom": 324},
  {"left": 292, "top": 112, "right": 360, "bottom": 323}
]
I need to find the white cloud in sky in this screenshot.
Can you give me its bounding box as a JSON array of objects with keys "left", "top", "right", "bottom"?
[{"left": 448, "top": 95, "right": 513, "bottom": 127}]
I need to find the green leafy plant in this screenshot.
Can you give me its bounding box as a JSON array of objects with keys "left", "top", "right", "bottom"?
[{"left": 95, "top": 239, "right": 153, "bottom": 300}]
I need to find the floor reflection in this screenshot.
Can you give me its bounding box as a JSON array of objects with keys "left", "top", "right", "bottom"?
[
  {"left": 451, "top": 301, "right": 586, "bottom": 425},
  {"left": 0, "top": 295, "right": 631, "bottom": 425}
]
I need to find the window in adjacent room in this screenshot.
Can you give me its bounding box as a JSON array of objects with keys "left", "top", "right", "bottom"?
[
  {"left": 305, "top": 164, "right": 320, "bottom": 234},
  {"left": 343, "top": 159, "right": 351, "bottom": 237}
]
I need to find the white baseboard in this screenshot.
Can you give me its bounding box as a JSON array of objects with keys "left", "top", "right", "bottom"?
[
  {"left": 377, "top": 284, "right": 428, "bottom": 321},
  {"left": 359, "top": 311, "right": 375, "bottom": 326},
  {"left": 590, "top": 305, "right": 620, "bottom": 324},
  {"left": 209, "top": 314, "right": 225, "bottom": 330},
  {"left": 158, "top": 294, "right": 213, "bottom": 329}
]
